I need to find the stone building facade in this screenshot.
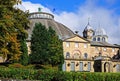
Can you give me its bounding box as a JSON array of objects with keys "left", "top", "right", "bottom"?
[
  {"left": 62, "top": 35, "right": 120, "bottom": 72},
  {"left": 62, "top": 22, "right": 120, "bottom": 72},
  {"left": 23, "top": 10, "right": 120, "bottom": 72}
]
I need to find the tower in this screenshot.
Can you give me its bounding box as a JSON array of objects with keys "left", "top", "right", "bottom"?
[{"left": 83, "top": 21, "right": 94, "bottom": 41}]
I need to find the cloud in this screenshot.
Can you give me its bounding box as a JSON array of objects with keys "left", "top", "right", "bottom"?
[
  {"left": 22, "top": 1, "right": 120, "bottom": 44},
  {"left": 22, "top": 1, "right": 52, "bottom": 13}
]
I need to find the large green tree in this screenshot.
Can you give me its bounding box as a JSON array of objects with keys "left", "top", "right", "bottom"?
[
  {"left": 48, "top": 27, "right": 64, "bottom": 67},
  {"left": 30, "top": 23, "right": 49, "bottom": 64},
  {"left": 30, "top": 23, "right": 64, "bottom": 68},
  {"left": 0, "top": 0, "right": 29, "bottom": 63},
  {"left": 19, "top": 39, "right": 29, "bottom": 65}
]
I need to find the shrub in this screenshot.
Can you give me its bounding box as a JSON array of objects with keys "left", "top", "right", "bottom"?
[
  {"left": 8, "top": 63, "right": 24, "bottom": 68},
  {"left": 0, "top": 68, "right": 120, "bottom": 81}
]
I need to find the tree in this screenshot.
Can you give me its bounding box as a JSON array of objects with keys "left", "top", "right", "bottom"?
[
  {"left": 0, "top": 0, "right": 29, "bottom": 63},
  {"left": 30, "top": 23, "right": 49, "bottom": 64},
  {"left": 48, "top": 27, "right": 64, "bottom": 67},
  {"left": 19, "top": 39, "right": 28, "bottom": 65},
  {"left": 30, "top": 23, "right": 64, "bottom": 69}
]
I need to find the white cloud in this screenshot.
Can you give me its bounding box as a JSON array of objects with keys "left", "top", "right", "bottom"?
[
  {"left": 22, "top": 1, "right": 52, "bottom": 13},
  {"left": 22, "top": 1, "right": 120, "bottom": 44}
]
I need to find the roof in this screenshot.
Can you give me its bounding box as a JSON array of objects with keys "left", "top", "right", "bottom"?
[
  {"left": 27, "top": 12, "right": 75, "bottom": 40},
  {"left": 94, "top": 56, "right": 111, "bottom": 60},
  {"left": 63, "top": 34, "right": 90, "bottom": 43},
  {"left": 91, "top": 41, "right": 119, "bottom": 48}
]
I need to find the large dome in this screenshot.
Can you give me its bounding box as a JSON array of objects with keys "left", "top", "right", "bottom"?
[{"left": 27, "top": 12, "right": 75, "bottom": 40}]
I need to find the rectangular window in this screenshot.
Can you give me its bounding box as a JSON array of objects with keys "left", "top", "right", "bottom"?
[
  {"left": 88, "top": 62, "right": 91, "bottom": 71},
  {"left": 84, "top": 43, "right": 88, "bottom": 48},
  {"left": 66, "top": 42, "right": 70, "bottom": 47},
  {"left": 75, "top": 42, "right": 79, "bottom": 48},
  {"left": 79, "top": 62, "right": 83, "bottom": 71},
  {"left": 71, "top": 62, "right": 75, "bottom": 71},
  {"left": 112, "top": 48, "right": 115, "bottom": 52},
  {"left": 103, "top": 47, "right": 107, "bottom": 51},
  {"left": 62, "top": 62, "right": 66, "bottom": 71}
]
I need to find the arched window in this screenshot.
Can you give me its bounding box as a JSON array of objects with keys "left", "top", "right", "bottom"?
[
  {"left": 66, "top": 52, "right": 70, "bottom": 58},
  {"left": 74, "top": 53, "right": 79, "bottom": 59},
  {"left": 93, "top": 38, "right": 96, "bottom": 41},
  {"left": 97, "top": 37, "right": 100, "bottom": 41},
  {"left": 102, "top": 37, "right": 105, "bottom": 42},
  {"left": 84, "top": 53, "right": 88, "bottom": 59}
]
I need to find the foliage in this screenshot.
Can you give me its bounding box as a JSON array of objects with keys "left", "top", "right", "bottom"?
[
  {"left": 0, "top": 67, "right": 37, "bottom": 80},
  {"left": 30, "top": 23, "right": 64, "bottom": 69},
  {"left": 0, "top": 68, "right": 120, "bottom": 81},
  {"left": 8, "top": 63, "right": 24, "bottom": 68},
  {"left": 30, "top": 23, "right": 49, "bottom": 64},
  {"left": 48, "top": 27, "right": 64, "bottom": 68},
  {"left": 19, "top": 39, "right": 28, "bottom": 66},
  {"left": 0, "top": 0, "right": 29, "bottom": 63}
]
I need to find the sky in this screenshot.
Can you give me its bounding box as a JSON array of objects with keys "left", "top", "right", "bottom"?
[{"left": 21, "top": 0, "right": 120, "bottom": 44}]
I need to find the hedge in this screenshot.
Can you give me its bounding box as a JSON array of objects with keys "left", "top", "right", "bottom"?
[{"left": 0, "top": 68, "right": 120, "bottom": 81}]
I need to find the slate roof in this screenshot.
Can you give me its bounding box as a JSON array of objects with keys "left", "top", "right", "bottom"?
[
  {"left": 91, "top": 41, "right": 119, "bottom": 48},
  {"left": 27, "top": 12, "right": 75, "bottom": 40}
]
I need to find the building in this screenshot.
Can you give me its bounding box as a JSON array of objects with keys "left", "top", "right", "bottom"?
[
  {"left": 27, "top": 11, "right": 74, "bottom": 54},
  {"left": 26, "top": 10, "right": 120, "bottom": 72},
  {"left": 62, "top": 22, "right": 120, "bottom": 72}
]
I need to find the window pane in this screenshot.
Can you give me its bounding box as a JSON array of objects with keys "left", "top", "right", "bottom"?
[
  {"left": 97, "top": 37, "right": 100, "bottom": 41},
  {"left": 93, "top": 38, "right": 96, "bottom": 41},
  {"left": 84, "top": 44, "right": 88, "bottom": 48},
  {"left": 88, "top": 62, "right": 91, "bottom": 71},
  {"left": 102, "top": 37, "right": 105, "bottom": 42},
  {"left": 66, "top": 52, "right": 70, "bottom": 58},
  {"left": 71, "top": 62, "right": 75, "bottom": 71},
  {"left": 80, "top": 62, "right": 83, "bottom": 71},
  {"left": 66, "top": 42, "right": 70, "bottom": 47},
  {"left": 116, "top": 64, "right": 120, "bottom": 72},
  {"left": 84, "top": 53, "right": 88, "bottom": 59},
  {"left": 62, "top": 62, "right": 66, "bottom": 71},
  {"left": 112, "top": 48, "right": 115, "bottom": 52},
  {"left": 75, "top": 42, "right": 79, "bottom": 48}
]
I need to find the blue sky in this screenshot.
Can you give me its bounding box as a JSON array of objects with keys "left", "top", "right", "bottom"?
[
  {"left": 23, "top": 0, "right": 120, "bottom": 13},
  {"left": 23, "top": 0, "right": 84, "bottom": 12},
  {"left": 22, "top": 0, "right": 120, "bottom": 44}
]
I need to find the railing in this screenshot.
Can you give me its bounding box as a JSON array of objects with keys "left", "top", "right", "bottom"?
[
  {"left": 28, "top": 12, "right": 54, "bottom": 20},
  {"left": 65, "top": 57, "right": 93, "bottom": 61}
]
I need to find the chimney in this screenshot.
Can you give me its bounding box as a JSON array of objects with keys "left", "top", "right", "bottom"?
[{"left": 75, "top": 31, "right": 79, "bottom": 35}]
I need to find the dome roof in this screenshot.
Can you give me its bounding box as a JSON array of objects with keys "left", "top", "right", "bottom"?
[
  {"left": 94, "top": 28, "right": 106, "bottom": 36},
  {"left": 27, "top": 12, "right": 75, "bottom": 40}
]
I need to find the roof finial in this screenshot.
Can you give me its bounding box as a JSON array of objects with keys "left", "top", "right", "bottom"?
[
  {"left": 88, "top": 17, "right": 90, "bottom": 25},
  {"left": 38, "top": 7, "right": 42, "bottom": 12}
]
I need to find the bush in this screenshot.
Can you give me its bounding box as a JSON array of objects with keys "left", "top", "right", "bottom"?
[
  {"left": 0, "top": 68, "right": 120, "bottom": 81},
  {"left": 8, "top": 63, "right": 24, "bottom": 68}
]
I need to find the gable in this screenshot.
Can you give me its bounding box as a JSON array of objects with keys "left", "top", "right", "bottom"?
[{"left": 64, "top": 35, "right": 89, "bottom": 43}]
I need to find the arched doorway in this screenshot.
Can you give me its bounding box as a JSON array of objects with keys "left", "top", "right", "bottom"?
[{"left": 104, "top": 62, "right": 110, "bottom": 72}]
